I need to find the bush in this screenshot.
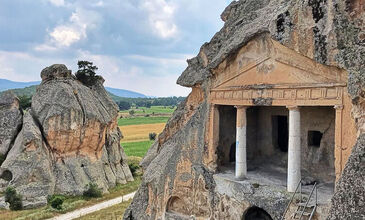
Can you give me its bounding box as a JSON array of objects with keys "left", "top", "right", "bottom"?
[
  {"left": 129, "top": 110, "right": 135, "bottom": 116},
  {"left": 18, "top": 95, "right": 32, "bottom": 110},
  {"left": 5, "top": 187, "right": 22, "bottom": 211},
  {"left": 49, "top": 195, "right": 65, "bottom": 210},
  {"left": 149, "top": 132, "right": 157, "bottom": 141},
  {"left": 128, "top": 162, "right": 139, "bottom": 177},
  {"left": 83, "top": 183, "right": 102, "bottom": 198}
]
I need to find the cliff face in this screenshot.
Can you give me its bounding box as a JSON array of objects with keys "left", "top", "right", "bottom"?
[
  {"left": 124, "top": 0, "right": 364, "bottom": 219},
  {"left": 0, "top": 64, "right": 133, "bottom": 208}
]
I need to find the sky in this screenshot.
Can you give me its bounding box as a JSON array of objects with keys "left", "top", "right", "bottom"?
[{"left": 0, "top": 0, "right": 232, "bottom": 97}]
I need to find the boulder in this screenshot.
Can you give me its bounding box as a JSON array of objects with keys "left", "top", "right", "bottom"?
[
  {"left": 0, "top": 91, "right": 22, "bottom": 156},
  {"left": 0, "top": 64, "right": 133, "bottom": 207}
]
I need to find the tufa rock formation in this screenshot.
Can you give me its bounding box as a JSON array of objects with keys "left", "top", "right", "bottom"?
[
  {"left": 0, "top": 64, "right": 133, "bottom": 208},
  {"left": 125, "top": 0, "right": 364, "bottom": 219},
  {"left": 0, "top": 91, "right": 22, "bottom": 156}
]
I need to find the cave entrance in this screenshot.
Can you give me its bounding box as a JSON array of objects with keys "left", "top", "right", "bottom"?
[
  {"left": 242, "top": 206, "right": 273, "bottom": 220},
  {"left": 272, "top": 115, "right": 288, "bottom": 152},
  {"left": 214, "top": 105, "right": 336, "bottom": 193}
]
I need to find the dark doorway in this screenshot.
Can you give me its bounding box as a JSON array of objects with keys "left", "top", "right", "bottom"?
[
  {"left": 243, "top": 206, "right": 273, "bottom": 220},
  {"left": 272, "top": 115, "right": 288, "bottom": 152},
  {"left": 229, "top": 142, "right": 236, "bottom": 162}
]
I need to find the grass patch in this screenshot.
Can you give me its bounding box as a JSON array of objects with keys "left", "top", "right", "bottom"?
[
  {"left": 118, "top": 116, "right": 169, "bottom": 126},
  {"left": 0, "top": 177, "right": 142, "bottom": 220},
  {"left": 120, "top": 123, "right": 165, "bottom": 142},
  {"left": 122, "top": 140, "right": 154, "bottom": 158},
  {"left": 75, "top": 200, "right": 132, "bottom": 220}
]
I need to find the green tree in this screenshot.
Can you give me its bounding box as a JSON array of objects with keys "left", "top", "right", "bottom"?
[
  {"left": 75, "top": 60, "right": 99, "bottom": 86},
  {"left": 18, "top": 95, "right": 32, "bottom": 110},
  {"left": 117, "top": 101, "right": 131, "bottom": 110}
]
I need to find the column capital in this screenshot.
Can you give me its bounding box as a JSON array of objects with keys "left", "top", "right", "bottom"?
[
  {"left": 286, "top": 105, "right": 299, "bottom": 111},
  {"left": 234, "top": 105, "right": 248, "bottom": 109},
  {"left": 334, "top": 105, "right": 344, "bottom": 110}
]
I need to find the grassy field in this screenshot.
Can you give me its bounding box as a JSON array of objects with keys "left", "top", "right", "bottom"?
[
  {"left": 123, "top": 140, "right": 154, "bottom": 157},
  {"left": 120, "top": 123, "right": 165, "bottom": 142},
  {"left": 0, "top": 177, "right": 142, "bottom": 220},
  {"left": 120, "top": 106, "right": 176, "bottom": 114},
  {"left": 75, "top": 200, "right": 131, "bottom": 220},
  {"left": 118, "top": 116, "right": 169, "bottom": 126}
]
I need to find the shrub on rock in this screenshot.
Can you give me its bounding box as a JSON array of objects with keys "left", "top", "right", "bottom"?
[
  {"left": 83, "top": 183, "right": 102, "bottom": 198},
  {"left": 48, "top": 195, "right": 65, "bottom": 210},
  {"left": 5, "top": 187, "right": 22, "bottom": 211}
]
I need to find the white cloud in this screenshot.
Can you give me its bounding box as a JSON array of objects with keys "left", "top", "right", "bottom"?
[
  {"left": 50, "top": 26, "right": 83, "bottom": 47},
  {"left": 48, "top": 0, "right": 65, "bottom": 7},
  {"left": 141, "top": 0, "right": 178, "bottom": 39},
  {"left": 35, "top": 8, "right": 101, "bottom": 51}
]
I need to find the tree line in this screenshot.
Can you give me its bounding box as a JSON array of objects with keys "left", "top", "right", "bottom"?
[{"left": 116, "top": 96, "right": 185, "bottom": 110}]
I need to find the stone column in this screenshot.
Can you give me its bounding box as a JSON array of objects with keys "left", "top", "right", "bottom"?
[
  {"left": 334, "top": 105, "right": 343, "bottom": 181},
  {"left": 287, "top": 106, "right": 301, "bottom": 192},
  {"left": 235, "top": 106, "right": 247, "bottom": 180}
]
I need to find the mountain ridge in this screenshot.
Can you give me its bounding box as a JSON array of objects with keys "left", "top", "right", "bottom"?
[{"left": 0, "top": 78, "right": 147, "bottom": 98}]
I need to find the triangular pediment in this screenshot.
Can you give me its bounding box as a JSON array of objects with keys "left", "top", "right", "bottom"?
[{"left": 211, "top": 34, "right": 347, "bottom": 90}]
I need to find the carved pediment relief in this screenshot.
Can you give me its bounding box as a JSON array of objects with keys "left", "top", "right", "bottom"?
[{"left": 211, "top": 34, "right": 347, "bottom": 90}]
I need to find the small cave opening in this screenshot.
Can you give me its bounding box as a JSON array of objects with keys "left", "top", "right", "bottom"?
[
  {"left": 308, "top": 130, "right": 323, "bottom": 148},
  {"left": 81, "top": 164, "right": 85, "bottom": 168},
  {"left": 0, "top": 170, "right": 13, "bottom": 182},
  {"left": 242, "top": 206, "right": 273, "bottom": 220},
  {"left": 308, "top": 0, "right": 326, "bottom": 23}
]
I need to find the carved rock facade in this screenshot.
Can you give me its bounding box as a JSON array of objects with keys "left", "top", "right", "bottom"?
[{"left": 125, "top": 0, "right": 364, "bottom": 219}]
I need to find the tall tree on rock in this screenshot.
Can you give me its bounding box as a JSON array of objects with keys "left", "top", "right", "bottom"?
[{"left": 76, "top": 61, "right": 100, "bottom": 86}]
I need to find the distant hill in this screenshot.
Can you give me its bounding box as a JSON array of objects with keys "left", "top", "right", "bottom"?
[
  {"left": 105, "top": 87, "right": 146, "bottom": 98},
  {"left": 0, "top": 78, "right": 147, "bottom": 99},
  {"left": 0, "top": 79, "right": 39, "bottom": 91}
]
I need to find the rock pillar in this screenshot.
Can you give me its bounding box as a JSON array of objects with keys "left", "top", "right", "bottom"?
[
  {"left": 235, "top": 106, "right": 247, "bottom": 180},
  {"left": 287, "top": 106, "right": 301, "bottom": 192}
]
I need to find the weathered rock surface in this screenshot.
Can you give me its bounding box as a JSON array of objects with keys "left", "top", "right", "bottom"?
[
  {"left": 327, "top": 134, "right": 365, "bottom": 220},
  {"left": 0, "top": 64, "right": 133, "bottom": 208},
  {"left": 125, "top": 0, "right": 364, "bottom": 219},
  {"left": 0, "top": 91, "right": 22, "bottom": 156}
]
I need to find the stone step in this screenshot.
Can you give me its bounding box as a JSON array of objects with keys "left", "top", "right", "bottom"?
[
  {"left": 294, "top": 210, "right": 311, "bottom": 216},
  {"left": 297, "top": 202, "right": 315, "bottom": 208}
]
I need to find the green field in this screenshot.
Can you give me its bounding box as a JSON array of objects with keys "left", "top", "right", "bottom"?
[
  {"left": 118, "top": 116, "right": 169, "bottom": 126},
  {"left": 120, "top": 106, "right": 176, "bottom": 114},
  {"left": 122, "top": 140, "right": 154, "bottom": 158}
]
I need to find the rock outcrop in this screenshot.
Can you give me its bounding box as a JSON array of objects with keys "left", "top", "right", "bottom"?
[
  {"left": 0, "top": 64, "right": 133, "bottom": 208},
  {"left": 124, "top": 0, "right": 364, "bottom": 219},
  {"left": 327, "top": 133, "right": 365, "bottom": 220},
  {"left": 0, "top": 91, "right": 22, "bottom": 156}
]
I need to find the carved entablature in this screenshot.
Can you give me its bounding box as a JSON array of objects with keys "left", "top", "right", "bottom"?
[
  {"left": 210, "top": 34, "right": 348, "bottom": 107},
  {"left": 211, "top": 83, "right": 345, "bottom": 106}
]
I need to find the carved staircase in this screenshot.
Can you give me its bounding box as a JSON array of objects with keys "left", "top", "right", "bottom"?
[{"left": 281, "top": 180, "right": 318, "bottom": 220}]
